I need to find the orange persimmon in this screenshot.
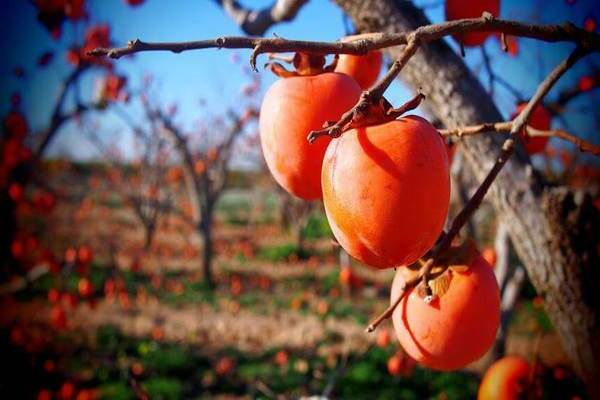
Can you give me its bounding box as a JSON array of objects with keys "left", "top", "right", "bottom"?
[
  {"left": 511, "top": 102, "right": 552, "bottom": 155},
  {"left": 445, "top": 0, "right": 500, "bottom": 47},
  {"left": 260, "top": 72, "right": 361, "bottom": 200},
  {"left": 335, "top": 50, "right": 383, "bottom": 90},
  {"left": 478, "top": 356, "right": 531, "bottom": 400},
  {"left": 322, "top": 116, "right": 450, "bottom": 268},
  {"left": 390, "top": 251, "right": 500, "bottom": 370}
]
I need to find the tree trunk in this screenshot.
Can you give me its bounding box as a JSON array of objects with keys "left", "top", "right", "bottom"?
[
  {"left": 143, "top": 222, "right": 155, "bottom": 251},
  {"left": 0, "top": 194, "right": 17, "bottom": 279},
  {"left": 335, "top": 1, "right": 600, "bottom": 397},
  {"left": 296, "top": 220, "right": 306, "bottom": 258},
  {"left": 200, "top": 215, "right": 215, "bottom": 288}
]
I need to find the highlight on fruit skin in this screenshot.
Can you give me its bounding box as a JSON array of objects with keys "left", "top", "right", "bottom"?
[
  {"left": 390, "top": 249, "right": 500, "bottom": 371},
  {"left": 335, "top": 50, "right": 383, "bottom": 90},
  {"left": 478, "top": 356, "right": 531, "bottom": 400},
  {"left": 259, "top": 70, "right": 361, "bottom": 200},
  {"left": 511, "top": 102, "right": 552, "bottom": 155},
  {"left": 445, "top": 0, "right": 500, "bottom": 47},
  {"left": 321, "top": 115, "right": 450, "bottom": 268},
  {"left": 482, "top": 246, "right": 497, "bottom": 268}
]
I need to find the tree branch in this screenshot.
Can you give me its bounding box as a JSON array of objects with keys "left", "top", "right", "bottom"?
[
  {"left": 214, "top": 0, "right": 308, "bottom": 36},
  {"left": 89, "top": 16, "right": 600, "bottom": 61},
  {"left": 440, "top": 122, "right": 600, "bottom": 155}
]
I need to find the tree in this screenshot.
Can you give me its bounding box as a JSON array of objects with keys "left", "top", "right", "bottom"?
[
  {"left": 85, "top": 110, "right": 174, "bottom": 252},
  {"left": 1, "top": 11, "right": 129, "bottom": 278},
  {"left": 91, "top": 2, "right": 600, "bottom": 396},
  {"left": 142, "top": 99, "right": 258, "bottom": 288}
]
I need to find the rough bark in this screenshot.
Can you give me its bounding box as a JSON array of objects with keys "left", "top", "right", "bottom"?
[
  {"left": 335, "top": 0, "right": 600, "bottom": 396},
  {"left": 200, "top": 214, "right": 215, "bottom": 288}
]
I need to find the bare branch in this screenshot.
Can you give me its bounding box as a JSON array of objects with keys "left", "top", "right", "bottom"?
[
  {"left": 440, "top": 122, "right": 600, "bottom": 155},
  {"left": 215, "top": 0, "right": 308, "bottom": 36},
  {"left": 89, "top": 16, "right": 600, "bottom": 60}
]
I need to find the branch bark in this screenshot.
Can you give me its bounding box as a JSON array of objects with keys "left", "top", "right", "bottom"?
[{"left": 214, "top": 0, "right": 308, "bottom": 36}]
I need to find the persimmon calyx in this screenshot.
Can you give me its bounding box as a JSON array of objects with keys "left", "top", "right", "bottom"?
[
  {"left": 265, "top": 52, "right": 337, "bottom": 77},
  {"left": 307, "top": 92, "right": 426, "bottom": 144},
  {"left": 397, "top": 238, "right": 479, "bottom": 303}
]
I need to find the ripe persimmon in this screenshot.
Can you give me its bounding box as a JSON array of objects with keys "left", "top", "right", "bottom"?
[
  {"left": 478, "top": 356, "right": 531, "bottom": 400},
  {"left": 511, "top": 102, "right": 551, "bottom": 155},
  {"left": 390, "top": 250, "right": 500, "bottom": 370},
  {"left": 260, "top": 55, "right": 361, "bottom": 200},
  {"left": 335, "top": 50, "right": 383, "bottom": 90},
  {"left": 322, "top": 116, "right": 450, "bottom": 268},
  {"left": 445, "top": 0, "right": 500, "bottom": 47}
]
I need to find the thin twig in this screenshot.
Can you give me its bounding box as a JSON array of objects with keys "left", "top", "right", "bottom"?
[{"left": 440, "top": 122, "right": 600, "bottom": 155}]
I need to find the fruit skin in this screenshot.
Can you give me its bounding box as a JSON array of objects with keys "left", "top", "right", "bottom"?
[
  {"left": 511, "top": 102, "right": 551, "bottom": 155},
  {"left": 482, "top": 247, "right": 497, "bottom": 268},
  {"left": 335, "top": 51, "right": 383, "bottom": 90},
  {"left": 391, "top": 253, "right": 500, "bottom": 370},
  {"left": 322, "top": 116, "right": 450, "bottom": 268},
  {"left": 445, "top": 0, "right": 500, "bottom": 47},
  {"left": 478, "top": 356, "right": 531, "bottom": 400},
  {"left": 260, "top": 72, "right": 361, "bottom": 200}
]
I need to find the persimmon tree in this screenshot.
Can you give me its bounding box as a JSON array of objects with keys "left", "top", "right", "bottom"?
[
  {"left": 0, "top": 3, "right": 132, "bottom": 279},
  {"left": 91, "top": 1, "right": 600, "bottom": 397},
  {"left": 85, "top": 111, "right": 174, "bottom": 251},
  {"left": 139, "top": 97, "right": 259, "bottom": 288}
]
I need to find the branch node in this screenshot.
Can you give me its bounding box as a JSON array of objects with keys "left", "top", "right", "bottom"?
[
  {"left": 250, "top": 44, "right": 263, "bottom": 72},
  {"left": 500, "top": 32, "right": 508, "bottom": 52}
]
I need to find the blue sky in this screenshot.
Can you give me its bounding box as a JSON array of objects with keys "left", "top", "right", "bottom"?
[{"left": 1, "top": 0, "right": 599, "bottom": 164}]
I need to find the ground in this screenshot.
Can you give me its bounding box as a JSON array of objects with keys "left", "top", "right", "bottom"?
[{"left": 0, "top": 166, "right": 583, "bottom": 399}]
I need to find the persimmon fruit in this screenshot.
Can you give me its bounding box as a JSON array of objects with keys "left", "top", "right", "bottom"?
[
  {"left": 260, "top": 68, "right": 361, "bottom": 200},
  {"left": 322, "top": 116, "right": 450, "bottom": 268},
  {"left": 478, "top": 356, "right": 531, "bottom": 400},
  {"left": 390, "top": 251, "right": 500, "bottom": 370},
  {"left": 335, "top": 50, "right": 383, "bottom": 90},
  {"left": 445, "top": 0, "right": 500, "bottom": 47},
  {"left": 482, "top": 247, "right": 497, "bottom": 268},
  {"left": 511, "top": 102, "right": 551, "bottom": 155}
]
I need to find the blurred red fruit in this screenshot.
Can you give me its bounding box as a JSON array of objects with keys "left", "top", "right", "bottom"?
[
  {"left": 584, "top": 16, "right": 597, "bottom": 32},
  {"left": 578, "top": 75, "right": 595, "bottom": 92},
  {"left": 78, "top": 278, "right": 93, "bottom": 297},
  {"left": 59, "top": 381, "right": 75, "bottom": 399},
  {"left": 511, "top": 102, "right": 551, "bottom": 154},
  {"left": 274, "top": 350, "right": 289, "bottom": 366},
  {"left": 48, "top": 288, "right": 61, "bottom": 303},
  {"left": 478, "top": 356, "right": 530, "bottom": 400},
  {"left": 215, "top": 357, "right": 235, "bottom": 376},
  {"left": 37, "top": 389, "right": 52, "bottom": 400},
  {"left": 51, "top": 305, "right": 67, "bottom": 330},
  {"left": 8, "top": 183, "right": 24, "bottom": 202},
  {"left": 376, "top": 329, "right": 391, "bottom": 348},
  {"left": 445, "top": 0, "right": 500, "bottom": 47},
  {"left": 77, "top": 246, "right": 93, "bottom": 264}
]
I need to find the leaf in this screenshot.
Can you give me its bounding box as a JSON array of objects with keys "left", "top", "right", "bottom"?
[{"left": 430, "top": 270, "right": 452, "bottom": 299}]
